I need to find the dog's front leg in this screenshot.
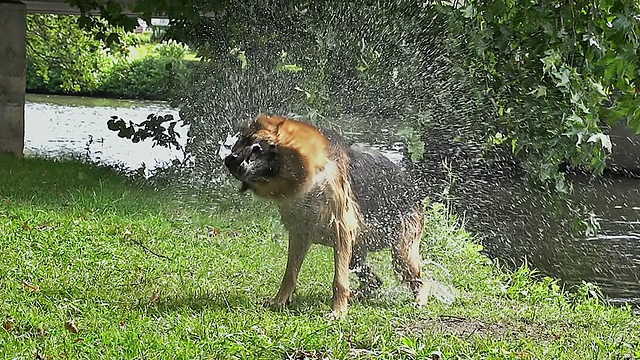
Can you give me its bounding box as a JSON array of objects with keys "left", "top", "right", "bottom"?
[{"left": 268, "top": 231, "right": 311, "bottom": 308}]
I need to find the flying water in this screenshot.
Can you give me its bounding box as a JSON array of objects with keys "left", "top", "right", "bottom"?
[{"left": 148, "top": 1, "right": 640, "bottom": 306}]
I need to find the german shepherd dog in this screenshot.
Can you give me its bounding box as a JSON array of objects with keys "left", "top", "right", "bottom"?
[{"left": 224, "top": 115, "right": 429, "bottom": 317}]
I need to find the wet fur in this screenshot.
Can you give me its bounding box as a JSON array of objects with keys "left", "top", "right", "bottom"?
[{"left": 224, "top": 115, "right": 428, "bottom": 316}]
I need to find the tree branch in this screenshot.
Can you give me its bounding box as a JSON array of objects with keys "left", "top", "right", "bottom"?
[{"left": 131, "top": 238, "right": 173, "bottom": 261}]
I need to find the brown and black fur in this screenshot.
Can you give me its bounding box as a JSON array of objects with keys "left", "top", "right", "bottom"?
[{"left": 224, "top": 115, "right": 429, "bottom": 317}]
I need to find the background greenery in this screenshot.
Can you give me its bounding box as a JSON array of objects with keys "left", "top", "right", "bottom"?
[
  {"left": 26, "top": 14, "right": 195, "bottom": 100},
  {"left": 27, "top": 1, "right": 640, "bottom": 189}
]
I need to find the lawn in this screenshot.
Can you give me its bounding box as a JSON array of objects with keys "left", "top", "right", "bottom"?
[{"left": 0, "top": 154, "right": 638, "bottom": 359}]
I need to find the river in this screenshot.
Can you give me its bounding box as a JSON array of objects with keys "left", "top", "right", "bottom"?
[
  {"left": 25, "top": 94, "right": 184, "bottom": 175},
  {"left": 24, "top": 93, "right": 640, "bottom": 307}
]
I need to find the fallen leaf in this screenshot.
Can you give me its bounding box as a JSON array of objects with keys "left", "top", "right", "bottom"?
[
  {"left": 23, "top": 281, "right": 40, "bottom": 292},
  {"left": 149, "top": 293, "right": 160, "bottom": 305},
  {"left": 3, "top": 320, "right": 14, "bottom": 331},
  {"left": 37, "top": 223, "right": 52, "bottom": 231},
  {"left": 207, "top": 227, "right": 220, "bottom": 237},
  {"left": 37, "top": 324, "right": 45, "bottom": 336},
  {"left": 119, "top": 320, "right": 127, "bottom": 327},
  {"left": 123, "top": 230, "right": 133, "bottom": 238},
  {"left": 74, "top": 337, "right": 84, "bottom": 343},
  {"left": 64, "top": 320, "right": 79, "bottom": 334}
]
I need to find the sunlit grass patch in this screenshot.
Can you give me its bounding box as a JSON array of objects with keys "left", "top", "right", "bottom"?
[{"left": 0, "top": 154, "right": 638, "bottom": 359}]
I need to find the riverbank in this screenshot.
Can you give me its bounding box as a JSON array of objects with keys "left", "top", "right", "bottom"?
[{"left": 0, "top": 154, "right": 638, "bottom": 359}]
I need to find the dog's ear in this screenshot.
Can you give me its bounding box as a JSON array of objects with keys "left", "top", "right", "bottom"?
[{"left": 254, "top": 115, "right": 287, "bottom": 134}]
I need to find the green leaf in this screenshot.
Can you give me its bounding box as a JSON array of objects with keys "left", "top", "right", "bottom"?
[
  {"left": 587, "top": 133, "right": 612, "bottom": 153},
  {"left": 105, "top": 32, "right": 120, "bottom": 46},
  {"left": 589, "top": 79, "right": 607, "bottom": 97},
  {"left": 540, "top": 50, "right": 561, "bottom": 73},
  {"left": 280, "top": 64, "right": 303, "bottom": 72},
  {"left": 462, "top": 4, "right": 476, "bottom": 18},
  {"left": 553, "top": 68, "right": 571, "bottom": 88},
  {"left": 77, "top": 15, "right": 92, "bottom": 30}
]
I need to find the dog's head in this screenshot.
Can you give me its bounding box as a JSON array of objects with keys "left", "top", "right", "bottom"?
[{"left": 224, "top": 115, "right": 330, "bottom": 200}]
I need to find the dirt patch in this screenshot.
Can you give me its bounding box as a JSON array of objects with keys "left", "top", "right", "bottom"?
[{"left": 394, "top": 315, "right": 557, "bottom": 341}]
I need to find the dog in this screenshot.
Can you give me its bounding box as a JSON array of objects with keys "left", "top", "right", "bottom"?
[{"left": 224, "top": 115, "right": 430, "bottom": 317}]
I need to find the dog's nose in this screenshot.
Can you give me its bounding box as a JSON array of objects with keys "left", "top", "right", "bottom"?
[{"left": 224, "top": 153, "right": 238, "bottom": 168}]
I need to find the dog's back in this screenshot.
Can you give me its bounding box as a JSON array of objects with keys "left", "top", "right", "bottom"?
[{"left": 279, "top": 127, "right": 425, "bottom": 251}]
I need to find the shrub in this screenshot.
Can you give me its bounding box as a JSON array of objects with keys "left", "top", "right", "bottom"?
[
  {"left": 150, "top": 40, "right": 189, "bottom": 60},
  {"left": 25, "top": 15, "right": 196, "bottom": 100},
  {"left": 26, "top": 14, "right": 128, "bottom": 94},
  {"left": 99, "top": 57, "right": 189, "bottom": 100}
]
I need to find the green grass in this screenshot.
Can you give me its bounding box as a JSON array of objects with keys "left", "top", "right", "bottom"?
[
  {"left": 25, "top": 93, "right": 167, "bottom": 108},
  {"left": 0, "top": 153, "right": 638, "bottom": 359}
]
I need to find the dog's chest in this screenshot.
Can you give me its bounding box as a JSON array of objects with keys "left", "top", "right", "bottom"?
[{"left": 278, "top": 188, "right": 336, "bottom": 246}]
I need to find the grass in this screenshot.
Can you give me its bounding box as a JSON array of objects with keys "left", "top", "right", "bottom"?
[
  {"left": 25, "top": 93, "right": 168, "bottom": 109},
  {"left": 0, "top": 153, "right": 638, "bottom": 359}
]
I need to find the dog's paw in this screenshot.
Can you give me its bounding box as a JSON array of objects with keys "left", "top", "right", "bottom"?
[
  {"left": 264, "top": 295, "right": 291, "bottom": 311},
  {"left": 414, "top": 282, "right": 432, "bottom": 307},
  {"left": 327, "top": 296, "right": 349, "bottom": 320}
]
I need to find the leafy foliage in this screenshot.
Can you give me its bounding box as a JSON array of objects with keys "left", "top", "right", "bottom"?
[
  {"left": 27, "top": 14, "right": 192, "bottom": 100},
  {"left": 107, "top": 114, "right": 182, "bottom": 149},
  {"left": 26, "top": 14, "right": 130, "bottom": 92},
  {"left": 67, "top": 0, "right": 640, "bottom": 188},
  {"left": 150, "top": 39, "right": 189, "bottom": 59},
  {"left": 65, "top": 0, "right": 139, "bottom": 46},
  {"left": 99, "top": 56, "right": 190, "bottom": 100},
  {"left": 102, "top": 1, "right": 488, "bottom": 185},
  {"left": 456, "top": 0, "right": 640, "bottom": 189}
]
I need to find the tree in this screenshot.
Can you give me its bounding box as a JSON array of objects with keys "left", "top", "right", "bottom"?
[
  {"left": 27, "top": 14, "right": 131, "bottom": 93},
  {"left": 67, "top": 0, "right": 640, "bottom": 189},
  {"left": 455, "top": 0, "right": 640, "bottom": 190}
]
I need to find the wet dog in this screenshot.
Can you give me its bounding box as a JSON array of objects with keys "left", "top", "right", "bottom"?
[{"left": 224, "top": 115, "right": 429, "bottom": 317}]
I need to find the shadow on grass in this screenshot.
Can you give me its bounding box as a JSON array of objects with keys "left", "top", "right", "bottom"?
[
  {"left": 0, "top": 152, "right": 154, "bottom": 210},
  {"left": 0, "top": 152, "right": 266, "bottom": 218},
  {"left": 140, "top": 287, "right": 409, "bottom": 316}
]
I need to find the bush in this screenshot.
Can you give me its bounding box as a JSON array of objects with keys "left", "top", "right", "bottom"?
[
  {"left": 150, "top": 40, "right": 189, "bottom": 59},
  {"left": 26, "top": 15, "right": 196, "bottom": 100},
  {"left": 26, "top": 14, "right": 126, "bottom": 94},
  {"left": 99, "top": 57, "right": 189, "bottom": 100},
  {"left": 128, "top": 32, "right": 153, "bottom": 46}
]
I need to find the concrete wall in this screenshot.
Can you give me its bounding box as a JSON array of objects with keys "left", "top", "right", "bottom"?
[{"left": 0, "top": 0, "right": 26, "bottom": 157}]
